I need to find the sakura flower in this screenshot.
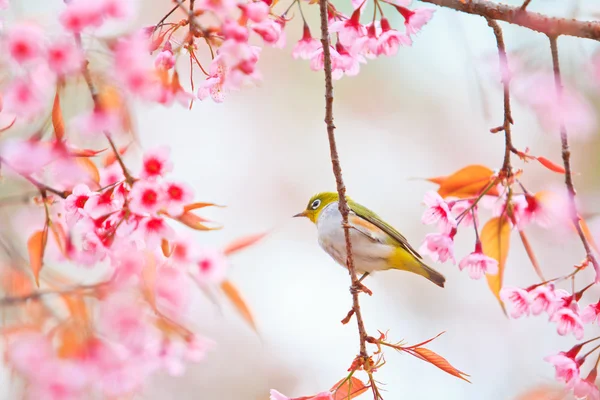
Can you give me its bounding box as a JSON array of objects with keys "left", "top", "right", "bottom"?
[
  {"left": 60, "top": 0, "right": 105, "bottom": 33},
  {"left": 251, "top": 19, "right": 284, "bottom": 47},
  {"left": 98, "top": 295, "right": 154, "bottom": 353},
  {"left": 65, "top": 184, "right": 93, "bottom": 226},
  {"left": 30, "top": 358, "right": 89, "bottom": 400},
  {"left": 544, "top": 352, "right": 581, "bottom": 388},
  {"left": 240, "top": 1, "right": 270, "bottom": 22},
  {"left": 100, "top": 0, "right": 135, "bottom": 20},
  {"left": 421, "top": 191, "right": 457, "bottom": 233},
  {"left": 112, "top": 31, "right": 160, "bottom": 99},
  {"left": 170, "top": 234, "right": 195, "bottom": 264},
  {"left": 4, "top": 23, "right": 45, "bottom": 65},
  {"left": 47, "top": 38, "right": 83, "bottom": 76},
  {"left": 270, "top": 390, "right": 333, "bottom": 400},
  {"left": 109, "top": 243, "right": 145, "bottom": 284},
  {"left": 419, "top": 232, "right": 455, "bottom": 264},
  {"left": 334, "top": 42, "right": 366, "bottom": 78},
  {"left": 7, "top": 333, "right": 54, "bottom": 378},
  {"left": 0, "top": 139, "right": 54, "bottom": 176},
  {"left": 3, "top": 76, "right": 51, "bottom": 119},
  {"left": 396, "top": 6, "right": 435, "bottom": 36},
  {"left": 329, "top": 9, "right": 366, "bottom": 47},
  {"left": 449, "top": 199, "right": 477, "bottom": 227},
  {"left": 99, "top": 163, "right": 125, "bottom": 187},
  {"left": 292, "top": 24, "right": 320, "bottom": 60},
  {"left": 581, "top": 301, "right": 600, "bottom": 324},
  {"left": 196, "top": 0, "right": 238, "bottom": 19},
  {"left": 71, "top": 107, "right": 123, "bottom": 136},
  {"left": 573, "top": 372, "right": 600, "bottom": 400},
  {"left": 154, "top": 49, "right": 175, "bottom": 70},
  {"left": 512, "top": 193, "right": 552, "bottom": 229},
  {"left": 155, "top": 266, "right": 191, "bottom": 317},
  {"left": 500, "top": 286, "right": 531, "bottom": 319},
  {"left": 0, "top": 0, "right": 8, "bottom": 10},
  {"left": 222, "top": 20, "right": 250, "bottom": 43},
  {"left": 162, "top": 181, "right": 194, "bottom": 216},
  {"left": 84, "top": 189, "right": 121, "bottom": 219},
  {"left": 458, "top": 250, "right": 498, "bottom": 279},
  {"left": 193, "top": 247, "right": 228, "bottom": 284},
  {"left": 129, "top": 180, "right": 164, "bottom": 215},
  {"left": 377, "top": 18, "right": 412, "bottom": 56},
  {"left": 139, "top": 216, "right": 175, "bottom": 249},
  {"left": 550, "top": 307, "right": 585, "bottom": 340},
  {"left": 141, "top": 146, "right": 173, "bottom": 180},
  {"left": 185, "top": 335, "right": 213, "bottom": 362},
  {"left": 351, "top": 23, "right": 381, "bottom": 59}
]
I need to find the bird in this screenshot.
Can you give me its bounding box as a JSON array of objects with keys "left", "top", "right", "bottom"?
[{"left": 293, "top": 192, "right": 445, "bottom": 289}]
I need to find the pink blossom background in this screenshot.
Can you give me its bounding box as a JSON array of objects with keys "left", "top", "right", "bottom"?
[{"left": 1, "top": 0, "right": 600, "bottom": 399}]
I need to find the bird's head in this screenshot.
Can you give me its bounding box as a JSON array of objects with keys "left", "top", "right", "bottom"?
[{"left": 293, "top": 192, "right": 339, "bottom": 223}]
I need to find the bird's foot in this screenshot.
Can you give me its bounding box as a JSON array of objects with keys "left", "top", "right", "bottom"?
[{"left": 350, "top": 281, "right": 372, "bottom": 296}]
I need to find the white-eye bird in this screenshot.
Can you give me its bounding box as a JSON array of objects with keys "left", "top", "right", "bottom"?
[{"left": 294, "top": 192, "right": 445, "bottom": 288}]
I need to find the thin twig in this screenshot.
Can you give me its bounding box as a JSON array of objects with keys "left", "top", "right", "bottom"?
[
  {"left": 420, "top": 0, "right": 600, "bottom": 41},
  {"left": 548, "top": 35, "right": 600, "bottom": 282},
  {"left": 153, "top": 0, "right": 187, "bottom": 33},
  {"left": 0, "top": 281, "right": 110, "bottom": 306},
  {"left": 520, "top": 0, "right": 532, "bottom": 11},
  {"left": 486, "top": 18, "right": 515, "bottom": 176},
  {"left": 318, "top": 0, "right": 368, "bottom": 358}
]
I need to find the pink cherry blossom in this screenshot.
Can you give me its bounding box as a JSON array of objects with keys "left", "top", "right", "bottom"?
[
  {"left": 0, "top": 0, "right": 8, "bottom": 10},
  {"left": 193, "top": 247, "right": 228, "bottom": 284},
  {"left": 84, "top": 189, "right": 121, "bottom": 219},
  {"left": 377, "top": 18, "right": 412, "bottom": 56},
  {"left": 240, "top": 1, "right": 270, "bottom": 22},
  {"left": 500, "top": 286, "right": 532, "bottom": 318},
  {"left": 29, "top": 358, "right": 89, "bottom": 399},
  {"left": 4, "top": 22, "right": 45, "bottom": 65},
  {"left": 329, "top": 9, "right": 367, "bottom": 47},
  {"left": 47, "top": 38, "right": 83, "bottom": 76},
  {"left": 2, "top": 76, "right": 50, "bottom": 119},
  {"left": 458, "top": 250, "right": 498, "bottom": 279},
  {"left": 141, "top": 146, "right": 173, "bottom": 180},
  {"left": 251, "top": 19, "right": 284, "bottom": 47},
  {"left": 512, "top": 193, "right": 552, "bottom": 229},
  {"left": 170, "top": 234, "right": 195, "bottom": 264},
  {"left": 351, "top": 22, "right": 381, "bottom": 59},
  {"left": 198, "top": 55, "right": 228, "bottom": 103},
  {"left": 129, "top": 180, "right": 164, "bottom": 215},
  {"left": 573, "top": 373, "right": 600, "bottom": 400},
  {"left": 154, "top": 49, "right": 176, "bottom": 70},
  {"left": 333, "top": 42, "right": 366, "bottom": 79},
  {"left": 162, "top": 181, "right": 194, "bottom": 216},
  {"left": 396, "top": 6, "right": 435, "bottom": 36},
  {"left": 550, "top": 307, "right": 585, "bottom": 339},
  {"left": 222, "top": 19, "right": 250, "bottom": 42},
  {"left": 0, "top": 139, "right": 55, "bottom": 176},
  {"left": 419, "top": 232, "right": 455, "bottom": 264},
  {"left": 544, "top": 352, "right": 580, "bottom": 388},
  {"left": 59, "top": 0, "right": 105, "bottom": 33},
  {"left": 196, "top": 0, "right": 238, "bottom": 19},
  {"left": 100, "top": 0, "right": 135, "bottom": 20},
  {"left": 270, "top": 390, "right": 334, "bottom": 400},
  {"left": 99, "top": 163, "right": 125, "bottom": 187},
  {"left": 112, "top": 31, "right": 159, "bottom": 100},
  {"left": 7, "top": 333, "right": 54, "bottom": 378},
  {"left": 65, "top": 183, "right": 93, "bottom": 226},
  {"left": 529, "top": 284, "right": 565, "bottom": 316},
  {"left": 139, "top": 216, "right": 175, "bottom": 249},
  {"left": 449, "top": 199, "right": 477, "bottom": 227},
  {"left": 581, "top": 301, "right": 600, "bottom": 324},
  {"left": 155, "top": 266, "right": 191, "bottom": 317},
  {"left": 292, "top": 24, "right": 320, "bottom": 60},
  {"left": 421, "top": 190, "right": 457, "bottom": 233},
  {"left": 185, "top": 335, "right": 213, "bottom": 362}
]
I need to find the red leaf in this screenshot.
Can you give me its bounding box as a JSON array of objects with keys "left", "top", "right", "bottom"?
[
  {"left": 223, "top": 232, "right": 267, "bottom": 255},
  {"left": 535, "top": 156, "right": 566, "bottom": 174},
  {"left": 161, "top": 239, "right": 172, "bottom": 258},
  {"left": 183, "top": 202, "right": 222, "bottom": 212},
  {"left": 331, "top": 376, "right": 369, "bottom": 400},
  {"left": 103, "top": 144, "right": 130, "bottom": 167},
  {"left": 75, "top": 157, "right": 100, "bottom": 186},
  {"left": 52, "top": 89, "right": 65, "bottom": 141},
  {"left": 27, "top": 230, "right": 48, "bottom": 287},
  {"left": 70, "top": 148, "right": 107, "bottom": 157},
  {"left": 427, "top": 165, "right": 498, "bottom": 198},
  {"left": 221, "top": 279, "right": 256, "bottom": 331},
  {"left": 412, "top": 347, "right": 471, "bottom": 383},
  {"left": 173, "top": 211, "right": 221, "bottom": 231}
]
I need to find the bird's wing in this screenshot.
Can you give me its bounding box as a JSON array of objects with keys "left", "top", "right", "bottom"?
[{"left": 348, "top": 200, "right": 424, "bottom": 260}]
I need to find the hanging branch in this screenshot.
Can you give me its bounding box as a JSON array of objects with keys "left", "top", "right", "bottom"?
[
  {"left": 420, "top": 0, "right": 600, "bottom": 41},
  {"left": 548, "top": 35, "right": 600, "bottom": 281},
  {"left": 318, "top": 0, "right": 368, "bottom": 358}
]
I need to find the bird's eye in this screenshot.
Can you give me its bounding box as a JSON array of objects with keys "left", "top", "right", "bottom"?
[{"left": 310, "top": 199, "right": 321, "bottom": 210}]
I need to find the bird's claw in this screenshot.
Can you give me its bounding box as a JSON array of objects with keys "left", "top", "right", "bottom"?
[{"left": 350, "top": 282, "right": 372, "bottom": 296}]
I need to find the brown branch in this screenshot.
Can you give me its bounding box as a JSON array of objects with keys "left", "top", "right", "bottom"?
[
  {"left": 318, "top": 0, "right": 368, "bottom": 358},
  {"left": 486, "top": 18, "right": 516, "bottom": 176},
  {"left": 0, "top": 280, "right": 110, "bottom": 306},
  {"left": 420, "top": 0, "right": 600, "bottom": 41},
  {"left": 548, "top": 36, "right": 600, "bottom": 281},
  {"left": 520, "top": 0, "right": 532, "bottom": 12}
]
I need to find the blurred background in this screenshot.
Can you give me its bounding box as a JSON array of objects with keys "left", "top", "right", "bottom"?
[{"left": 2, "top": 0, "right": 600, "bottom": 399}]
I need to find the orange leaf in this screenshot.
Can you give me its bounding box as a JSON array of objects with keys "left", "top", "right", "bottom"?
[
  {"left": 70, "top": 148, "right": 106, "bottom": 157},
  {"left": 331, "top": 376, "right": 369, "bottom": 400},
  {"left": 412, "top": 347, "right": 471, "bottom": 383},
  {"left": 183, "top": 202, "right": 222, "bottom": 212},
  {"left": 174, "top": 211, "right": 221, "bottom": 231},
  {"left": 518, "top": 229, "right": 544, "bottom": 281},
  {"left": 103, "top": 144, "right": 130, "bottom": 167},
  {"left": 221, "top": 279, "right": 256, "bottom": 331},
  {"left": 223, "top": 232, "right": 268, "bottom": 255},
  {"left": 50, "top": 222, "right": 69, "bottom": 259},
  {"left": 75, "top": 157, "right": 100, "bottom": 186},
  {"left": 535, "top": 156, "right": 566, "bottom": 174},
  {"left": 27, "top": 230, "right": 47, "bottom": 287},
  {"left": 481, "top": 216, "right": 511, "bottom": 314},
  {"left": 580, "top": 218, "right": 600, "bottom": 255},
  {"left": 52, "top": 89, "right": 65, "bottom": 141},
  {"left": 161, "top": 239, "right": 172, "bottom": 258},
  {"left": 141, "top": 252, "right": 157, "bottom": 308},
  {"left": 427, "top": 165, "right": 498, "bottom": 198}
]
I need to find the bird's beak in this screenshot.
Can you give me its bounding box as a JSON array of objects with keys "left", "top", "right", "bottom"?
[{"left": 293, "top": 211, "right": 307, "bottom": 218}]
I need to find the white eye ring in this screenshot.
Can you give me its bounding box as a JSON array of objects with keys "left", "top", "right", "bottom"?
[{"left": 310, "top": 199, "right": 321, "bottom": 210}]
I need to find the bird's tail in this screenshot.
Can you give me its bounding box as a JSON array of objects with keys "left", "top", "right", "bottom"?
[{"left": 390, "top": 248, "right": 446, "bottom": 288}]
